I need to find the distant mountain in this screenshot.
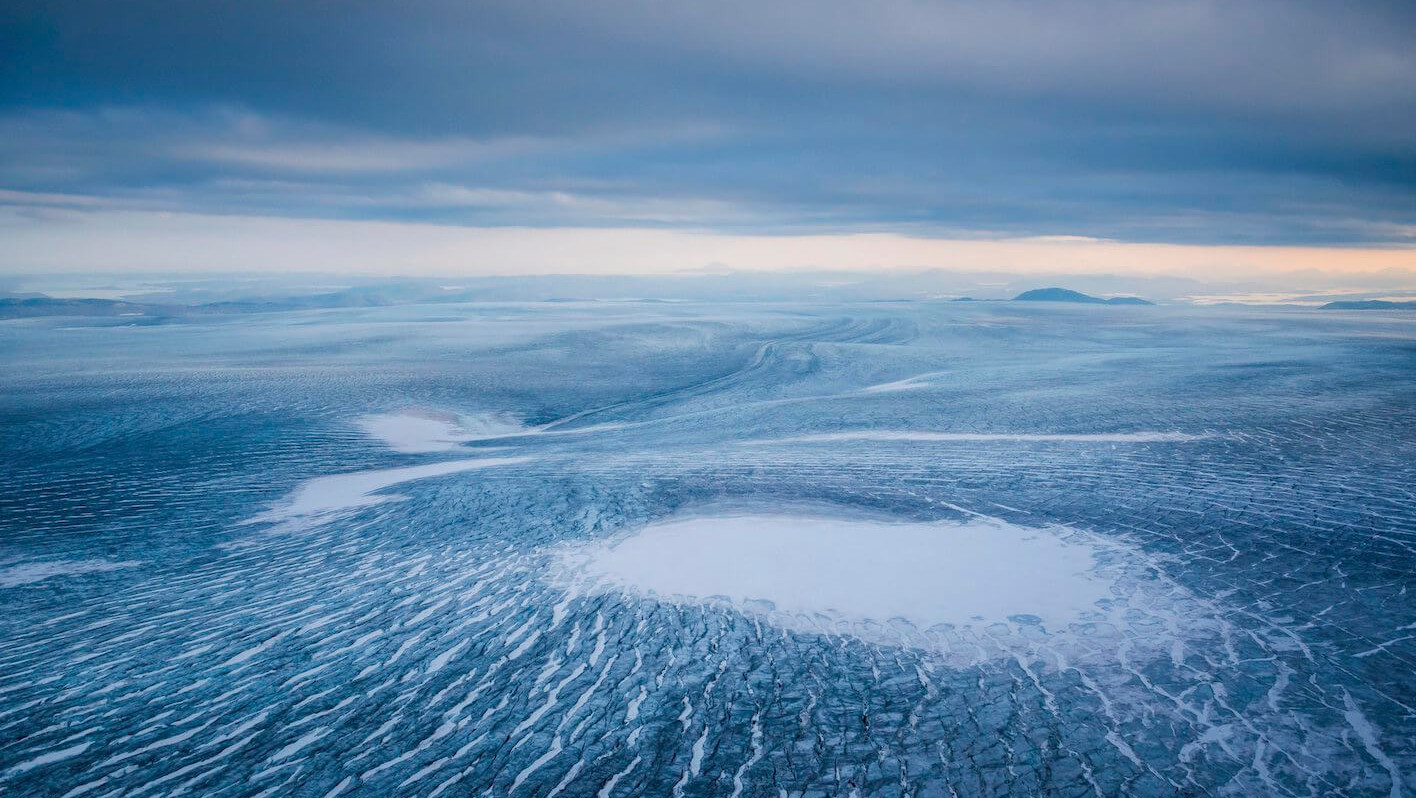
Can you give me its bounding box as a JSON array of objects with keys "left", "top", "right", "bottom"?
[
  {"left": 1320, "top": 300, "right": 1416, "bottom": 310},
  {"left": 4, "top": 279, "right": 1169, "bottom": 318},
  {"left": 1012, "top": 287, "right": 1153, "bottom": 305}
]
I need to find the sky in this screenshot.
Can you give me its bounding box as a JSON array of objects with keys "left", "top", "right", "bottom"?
[{"left": 2, "top": 0, "right": 1414, "bottom": 287}]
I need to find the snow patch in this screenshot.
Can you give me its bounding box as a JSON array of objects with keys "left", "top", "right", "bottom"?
[
  {"left": 857, "top": 371, "right": 947, "bottom": 393},
  {"left": 356, "top": 409, "right": 526, "bottom": 453},
  {"left": 563, "top": 514, "right": 1111, "bottom": 630},
  {"left": 0, "top": 560, "right": 140, "bottom": 588},
  {"left": 248, "top": 457, "right": 532, "bottom": 528}
]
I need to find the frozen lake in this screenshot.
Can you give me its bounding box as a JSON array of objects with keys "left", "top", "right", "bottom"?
[{"left": 1, "top": 300, "right": 1412, "bottom": 796}]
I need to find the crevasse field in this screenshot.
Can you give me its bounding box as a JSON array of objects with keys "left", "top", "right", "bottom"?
[{"left": 1, "top": 301, "right": 1413, "bottom": 797}]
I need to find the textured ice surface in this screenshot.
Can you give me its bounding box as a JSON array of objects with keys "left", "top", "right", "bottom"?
[
  {"left": 1, "top": 301, "right": 1412, "bottom": 797},
  {"left": 761, "top": 430, "right": 1212, "bottom": 443}
]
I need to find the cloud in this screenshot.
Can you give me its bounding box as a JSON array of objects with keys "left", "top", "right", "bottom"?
[
  {"left": 0, "top": 0, "right": 1413, "bottom": 262},
  {"left": 524, "top": 0, "right": 1416, "bottom": 121},
  {"left": 0, "top": 107, "right": 549, "bottom": 177},
  {"left": 173, "top": 139, "right": 533, "bottom": 174},
  {"left": 1, "top": 102, "right": 1411, "bottom": 246},
  {"left": 8, "top": 1, "right": 1414, "bottom": 132}
]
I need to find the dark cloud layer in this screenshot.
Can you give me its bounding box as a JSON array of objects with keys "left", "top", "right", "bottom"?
[{"left": 2, "top": 0, "right": 1414, "bottom": 245}]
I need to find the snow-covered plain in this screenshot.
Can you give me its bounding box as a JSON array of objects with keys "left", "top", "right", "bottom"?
[{"left": 1, "top": 300, "right": 1413, "bottom": 797}]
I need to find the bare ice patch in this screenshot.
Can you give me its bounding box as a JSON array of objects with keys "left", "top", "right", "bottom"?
[
  {"left": 0, "top": 559, "right": 140, "bottom": 588},
  {"left": 563, "top": 514, "right": 1111, "bottom": 630},
  {"left": 356, "top": 409, "right": 527, "bottom": 453}
]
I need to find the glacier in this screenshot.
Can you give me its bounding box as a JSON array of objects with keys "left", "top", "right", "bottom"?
[{"left": 0, "top": 300, "right": 1412, "bottom": 796}]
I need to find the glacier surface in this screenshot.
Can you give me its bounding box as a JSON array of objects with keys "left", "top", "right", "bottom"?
[{"left": 0, "top": 300, "right": 1412, "bottom": 797}]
